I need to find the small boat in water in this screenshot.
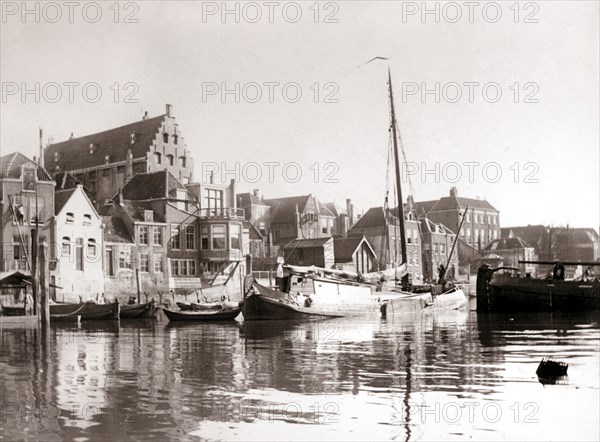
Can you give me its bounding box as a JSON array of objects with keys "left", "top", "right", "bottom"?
[
  {"left": 162, "top": 305, "right": 241, "bottom": 322},
  {"left": 49, "top": 300, "right": 120, "bottom": 321},
  {"left": 476, "top": 262, "right": 600, "bottom": 312},
  {"left": 121, "top": 300, "right": 158, "bottom": 319}
]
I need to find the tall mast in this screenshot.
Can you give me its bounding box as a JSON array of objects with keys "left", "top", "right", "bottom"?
[{"left": 388, "top": 67, "right": 408, "bottom": 289}]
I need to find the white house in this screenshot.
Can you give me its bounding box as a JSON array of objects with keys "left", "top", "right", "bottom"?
[{"left": 51, "top": 185, "right": 105, "bottom": 302}]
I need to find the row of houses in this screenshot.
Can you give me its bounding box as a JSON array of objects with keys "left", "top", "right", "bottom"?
[{"left": 2, "top": 105, "right": 598, "bottom": 303}]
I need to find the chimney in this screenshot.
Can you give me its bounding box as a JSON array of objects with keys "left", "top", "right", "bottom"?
[
  {"left": 407, "top": 195, "right": 415, "bottom": 215},
  {"left": 346, "top": 198, "right": 352, "bottom": 224},
  {"left": 450, "top": 186, "right": 458, "bottom": 197},
  {"left": 125, "top": 149, "right": 133, "bottom": 179},
  {"left": 118, "top": 188, "right": 124, "bottom": 206},
  {"left": 253, "top": 189, "right": 260, "bottom": 197},
  {"left": 166, "top": 104, "right": 173, "bottom": 118},
  {"left": 143, "top": 111, "right": 148, "bottom": 120},
  {"left": 69, "top": 132, "right": 74, "bottom": 140},
  {"left": 39, "top": 127, "right": 44, "bottom": 168},
  {"left": 209, "top": 171, "right": 214, "bottom": 184}
]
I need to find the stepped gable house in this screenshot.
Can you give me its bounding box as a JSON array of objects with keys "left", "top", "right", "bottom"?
[{"left": 44, "top": 104, "right": 194, "bottom": 209}]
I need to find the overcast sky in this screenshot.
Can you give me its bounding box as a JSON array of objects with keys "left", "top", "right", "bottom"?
[{"left": 1, "top": 1, "right": 598, "bottom": 229}]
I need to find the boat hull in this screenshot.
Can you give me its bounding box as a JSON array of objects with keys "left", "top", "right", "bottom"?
[
  {"left": 241, "top": 294, "right": 346, "bottom": 321},
  {"left": 162, "top": 307, "right": 240, "bottom": 322},
  {"left": 476, "top": 265, "right": 600, "bottom": 312},
  {"left": 121, "top": 302, "right": 157, "bottom": 319},
  {"left": 49, "top": 301, "right": 120, "bottom": 320}
]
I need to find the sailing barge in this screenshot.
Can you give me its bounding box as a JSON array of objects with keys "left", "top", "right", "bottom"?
[{"left": 476, "top": 261, "right": 600, "bottom": 312}]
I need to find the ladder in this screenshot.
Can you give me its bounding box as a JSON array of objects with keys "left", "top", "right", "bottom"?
[{"left": 8, "top": 194, "right": 32, "bottom": 272}]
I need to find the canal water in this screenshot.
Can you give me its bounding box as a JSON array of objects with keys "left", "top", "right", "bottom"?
[{"left": 1, "top": 304, "right": 598, "bottom": 441}]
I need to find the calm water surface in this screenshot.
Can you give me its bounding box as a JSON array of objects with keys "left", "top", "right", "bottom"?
[{"left": 1, "top": 303, "right": 599, "bottom": 441}]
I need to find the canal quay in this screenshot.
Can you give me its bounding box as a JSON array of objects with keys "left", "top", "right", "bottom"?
[{"left": 2, "top": 1, "right": 599, "bottom": 441}]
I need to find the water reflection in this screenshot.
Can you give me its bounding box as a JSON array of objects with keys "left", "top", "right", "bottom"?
[{"left": 1, "top": 309, "right": 598, "bottom": 441}]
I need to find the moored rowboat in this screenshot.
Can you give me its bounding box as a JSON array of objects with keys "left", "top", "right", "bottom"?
[
  {"left": 121, "top": 301, "right": 158, "bottom": 319},
  {"left": 50, "top": 300, "right": 120, "bottom": 321},
  {"left": 162, "top": 306, "right": 241, "bottom": 322}
]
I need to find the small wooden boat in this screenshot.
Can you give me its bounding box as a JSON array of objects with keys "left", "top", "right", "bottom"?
[
  {"left": 121, "top": 301, "right": 157, "bottom": 319},
  {"left": 50, "top": 300, "right": 120, "bottom": 321},
  {"left": 176, "top": 302, "right": 194, "bottom": 311},
  {"left": 162, "top": 306, "right": 241, "bottom": 322}
]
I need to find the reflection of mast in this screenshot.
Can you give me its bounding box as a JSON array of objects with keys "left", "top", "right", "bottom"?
[
  {"left": 388, "top": 68, "right": 408, "bottom": 290},
  {"left": 403, "top": 344, "right": 413, "bottom": 442}
]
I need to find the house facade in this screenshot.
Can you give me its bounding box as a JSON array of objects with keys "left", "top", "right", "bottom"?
[
  {"left": 1, "top": 153, "right": 55, "bottom": 273},
  {"left": 51, "top": 185, "right": 104, "bottom": 302},
  {"left": 44, "top": 104, "right": 194, "bottom": 208},
  {"left": 283, "top": 237, "right": 334, "bottom": 268},
  {"left": 483, "top": 237, "right": 538, "bottom": 275},
  {"left": 416, "top": 187, "right": 500, "bottom": 250},
  {"left": 419, "top": 218, "right": 459, "bottom": 282},
  {"left": 333, "top": 237, "right": 376, "bottom": 274},
  {"left": 347, "top": 206, "right": 423, "bottom": 283}
]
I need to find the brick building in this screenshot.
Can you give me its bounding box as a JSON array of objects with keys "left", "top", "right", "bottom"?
[{"left": 44, "top": 104, "right": 194, "bottom": 209}]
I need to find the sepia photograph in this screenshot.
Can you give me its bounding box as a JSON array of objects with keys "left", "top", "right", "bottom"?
[{"left": 1, "top": 1, "right": 599, "bottom": 441}]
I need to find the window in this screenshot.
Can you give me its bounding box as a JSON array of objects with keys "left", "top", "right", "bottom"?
[
  {"left": 212, "top": 225, "right": 226, "bottom": 250},
  {"left": 163, "top": 133, "right": 169, "bottom": 143},
  {"left": 201, "top": 226, "right": 209, "bottom": 250},
  {"left": 13, "top": 236, "right": 22, "bottom": 260},
  {"left": 154, "top": 253, "right": 163, "bottom": 273},
  {"left": 105, "top": 247, "right": 114, "bottom": 276},
  {"left": 204, "top": 189, "right": 223, "bottom": 210},
  {"left": 171, "top": 226, "right": 181, "bottom": 249},
  {"left": 86, "top": 238, "right": 98, "bottom": 260},
  {"left": 321, "top": 218, "right": 328, "bottom": 234},
  {"left": 83, "top": 214, "right": 92, "bottom": 225},
  {"left": 230, "top": 224, "right": 241, "bottom": 250},
  {"left": 76, "top": 238, "right": 83, "bottom": 271},
  {"left": 154, "top": 152, "right": 162, "bottom": 164},
  {"left": 119, "top": 247, "right": 132, "bottom": 269},
  {"left": 23, "top": 167, "right": 36, "bottom": 189},
  {"left": 186, "top": 225, "right": 195, "bottom": 250},
  {"left": 174, "top": 134, "right": 179, "bottom": 145},
  {"left": 166, "top": 154, "right": 174, "bottom": 166},
  {"left": 102, "top": 168, "right": 110, "bottom": 177},
  {"left": 117, "top": 165, "right": 125, "bottom": 174},
  {"left": 259, "top": 221, "right": 266, "bottom": 236},
  {"left": 171, "top": 260, "right": 179, "bottom": 276},
  {"left": 179, "top": 156, "right": 186, "bottom": 167},
  {"left": 66, "top": 212, "right": 74, "bottom": 224},
  {"left": 153, "top": 227, "right": 162, "bottom": 245},
  {"left": 60, "top": 236, "right": 70, "bottom": 258},
  {"left": 188, "top": 260, "right": 196, "bottom": 276},
  {"left": 139, "top": 253, "right": 149, "bottom": 272},
  {"left": 139, "top": 226, "right": 148, "bottom": 245}
]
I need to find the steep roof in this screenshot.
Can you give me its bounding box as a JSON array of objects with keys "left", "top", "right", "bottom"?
[
  {"left": 263, "top": 195, "right": 311, "bottom": 224},
  {"left": 119, "top": 200, "right": 165, "bottom": 223},
  {"left": 420, "top": 217, "right": 455, "bottom": 235},
  {"left": 44, "top": 115, "right": 165, "bottom": 172},
  {"left": 283, "top": 237, "right": 332, "bottom": 249},
  {"left": 334, "top": 237, "right": 376, "bottom": 263},
  {"left": 501, "top": 225, "right": 548, "bottom": 245},
  {"left": 120, "top": 170, "right": 185, "bottom": 201},
  {"left": 237, "top": 192, "right": 267, "bottom": 207},
  {"left": 54, "top": 189, "right": 77, "bottom": 214},
  {"left": 102, "top": 216, "right": 134, "bottom": 243},
  {"left": 350, "top": 206, "right": 409, "bottom": 231},
  {"left": 429, "top": 195, "right": 497, "bottom": 212},
  {"left": 0, "top": 152, "right": 52, "bottom": 181},
  {"left": 244, "top": 221, "right": 263, "bottom": 240},
  {"left": 414, "top": 200, "right": 438, "bottom": 216},
  {"left": 484, "top": 237, "right": 532, "bottom": 251}
]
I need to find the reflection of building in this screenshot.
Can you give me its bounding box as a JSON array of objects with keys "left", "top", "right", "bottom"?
[
  {"left": 44, "top": 104, "right": 194, "bottom": 209},
  {"left": 51, "top": 185, "right": 104, "bottom": 302},
  {"left": 1, "top": 152, "right": 55, "bottom": 273}
]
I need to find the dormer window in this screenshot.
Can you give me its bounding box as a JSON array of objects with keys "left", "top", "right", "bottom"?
[
  {"left": 163, "top": 132, "right": 169, "bottom": 143},
  {"left": 105, "top": 155, "right": 111, "bottom": 164},
  {"left": 66, "top": 212, "right": 74, "bottom": 224},
  {"left": 89, "top": 143, "right": 98, "bottom": 154},
  {"left": 143, "top": 210, "right": 154, "bottom": 223},
  {"left": 83, "top": 214, "right": 92, "bottom": 225},
  {"left": 130, "top": 133, "right": 137, "bottom": 144}
]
